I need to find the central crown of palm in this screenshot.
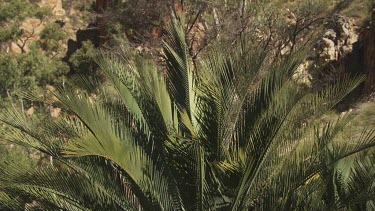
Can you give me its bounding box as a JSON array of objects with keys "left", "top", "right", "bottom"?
[{"left": 0, "top": 16, "right": 374, "bottom": 210}]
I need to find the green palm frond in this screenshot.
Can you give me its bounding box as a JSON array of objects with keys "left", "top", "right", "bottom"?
[
  {"left": 0, "top": 191, "right": 24, "bottom": 210},
  {"left": 227, "top": 70, "right": 367, "bottom": 209},
  {"left": 163, "top": 16, "right": 197, "bottom": 134},
  {"left": 338, "top": 156, "right": 375, "bottom": 209},
  {"left": 0, "top": 159, "right": 137, "bottom": 210},
  {"left": 0, "top": 108, "right": 66, "bottom": 157},
  {"left": 53, "top": 87, "right": 182, "bottom": 210}
]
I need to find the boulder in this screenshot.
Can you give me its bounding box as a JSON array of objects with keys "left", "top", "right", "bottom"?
[{"left": 321, "top": 37, "right": 336, "bottom": 61}]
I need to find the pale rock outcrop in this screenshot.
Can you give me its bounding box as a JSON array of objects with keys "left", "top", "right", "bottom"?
[
  {"left": 295, "top": 15, "right": 361, "bottom": 87},
  {"left": 321, "top": 37, "right": 336, "bottom": 61},
  {"left": 50, "top": 106, "right": 61, "bottom": 118},
  {"left": 38, "top": 0, "right": 65, "bottom": 16},
  {"left": 26, "top": 106, "right": 35, "bottom": 117},
  {"left": 319, "top": 15, "right": 359, "bottom": 63},
  {"left": 293, "top": 60, "right": 313, "bottom": 87}
]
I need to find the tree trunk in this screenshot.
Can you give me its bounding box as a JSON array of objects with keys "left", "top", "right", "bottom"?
[
  {"left": 95, "top": 0, "right": 110, "bottom": 12},
  {"left": 96, "top": 0, "right": 111, "bottom": 45},
  {"left": 364, "top": 7, "right": 375, "bottom": 93}
]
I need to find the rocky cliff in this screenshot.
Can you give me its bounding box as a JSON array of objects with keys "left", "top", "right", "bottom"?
[{"left": 295, "top": 5, "right": 375, "bottom": 99}]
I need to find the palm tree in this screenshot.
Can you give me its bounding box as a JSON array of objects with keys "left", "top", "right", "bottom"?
[{"left": 1, "top": 16, "right": 374, "bottom": 210}]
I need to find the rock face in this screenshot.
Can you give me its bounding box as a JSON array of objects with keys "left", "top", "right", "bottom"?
[
  {"left": 318, "top": 15, "right": 360, "bottom": 65},
  {"left": 39, "top": 0, "right": 66, "bottom": 16},
  {"left": 321, "top": 37, "right": 337, "bottom": 61},
  {"left": 296, "top": 14, "right": 364, "bottom": 89},
  {"left": 293, "top": 60, "right": 313, "bottom": 87},
  {"left": 6, "top": 17, "right": 44, "bottom": 54}
]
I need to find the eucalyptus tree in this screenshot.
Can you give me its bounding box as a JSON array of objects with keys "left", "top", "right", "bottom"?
[{"left": 0, "top": 16, "right": 374, "bottom": 210}]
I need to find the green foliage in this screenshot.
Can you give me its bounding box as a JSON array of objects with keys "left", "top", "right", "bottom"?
[
  {"left": 0, "top": 0, "right": 52, "bottom": 44},
  {"left": 0, "top": 0, "right": 69, "bottom": 107},
  {"left": 0, "top": 145, "right": 36, "bottom": 168},
  {"left": 0, "top": 0, "right": 33, "bottom": 22},
  {"left": 0, "top": 23, "right": 23, "bottom": 43},
  {"left": 68, "top": 40, "right": 96, "bottom": 74},
  {"left": 39, "top": 23, "right": 66, "bottom": 52},
  {"left": 0, "top": 43, "right": 69, "bottom": 101},
  {"left": 0, "top": 15, "right": 374, "bottom": 210},
  {"left": 33, "top": 7, "right": 51, "bottom": 20},
  {"left": 0, "top": 54, "right": 21, "bottom": 95},
  {"left": 0, "top": 0, "right": 51, "bottom": 21},
  {"left": 40, "top": 23, "right": 66, "bottom": 41},
  {"left": 18, "top": 44, "right": 69, "bottom": 84}
]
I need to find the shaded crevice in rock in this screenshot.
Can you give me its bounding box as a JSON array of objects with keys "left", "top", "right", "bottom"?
[
  {"left": 64, "top": 1, "right": 111, "bottom": 75},
  {"left": 65, "top": 24, "right": 100, "bottom": 57},
  {"left": 63, "top": 25, "right": 100, "bottom": 76}
]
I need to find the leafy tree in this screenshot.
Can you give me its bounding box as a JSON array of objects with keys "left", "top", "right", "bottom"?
[
  {"left": 0, "top": 54, "right": 20, "bottom": 96},
  {"left": 39, "top": 22, "right": 66, "bottom": 53},
  {"left": 0, "top": 16, "right": 374, "bottom": 210},
  {"left": 0, "top": 0, "right": 32, "bottom": 41},
  {"left": 0, "top": 43, "right": 69, "bottom": 103},
  {"left": 68, "top": 40, "right": 96, "bottom": 74},
  {"left": 0, "top": 0, "right": 51, "bottom": 53},
  {"left": 0, "top": 0, "right": 69, "bottom": 107}
]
